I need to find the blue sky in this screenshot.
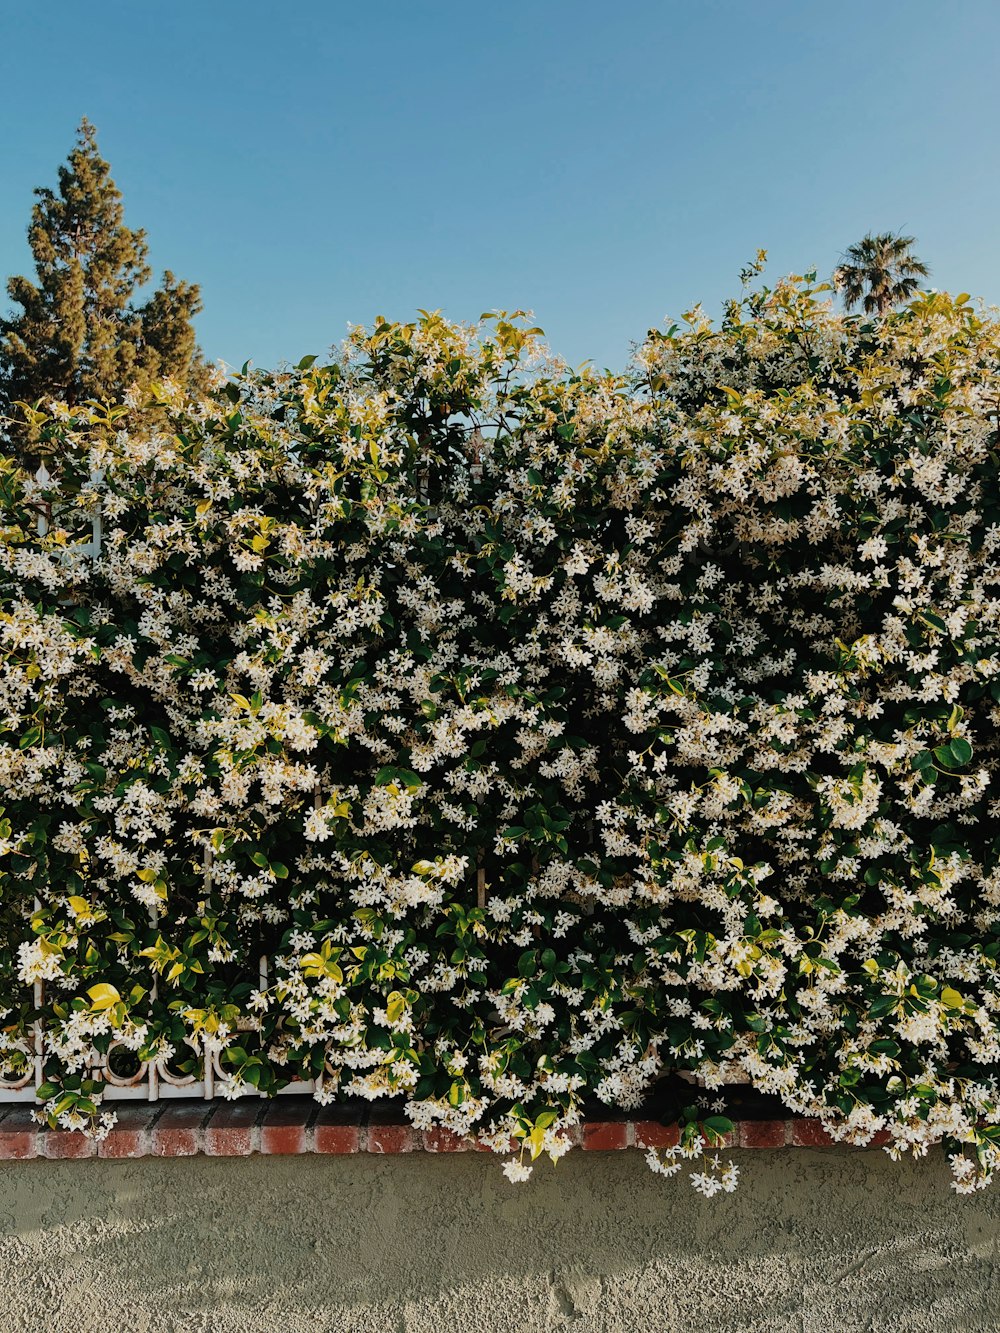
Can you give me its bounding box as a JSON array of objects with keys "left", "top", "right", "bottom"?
[{"left": 2, "top": 0, "right": 998, "bottom": 374}]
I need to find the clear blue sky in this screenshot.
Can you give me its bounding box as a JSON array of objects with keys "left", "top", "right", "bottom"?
[{"left": 2, "top": 0, "right": 998, "bottom": 374}]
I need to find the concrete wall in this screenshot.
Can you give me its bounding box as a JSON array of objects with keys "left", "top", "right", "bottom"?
[{"left": 1, "top": 1148, "right": 998, "bottom": 1332}]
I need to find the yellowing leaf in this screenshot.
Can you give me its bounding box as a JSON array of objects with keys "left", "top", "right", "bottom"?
[
  {"left": 941, "top": 987, "right": 964, "bottom": 1009},
  {"left": 66, "top": 896, "right": 91, "bottom": 917},
  {"left": 300, "top": 953, "right": 344, "bottom": 983},
  {"left": 527, "top": 1124, "right": 546, "bottom": 1160},
  {"left": 87, "top": 983, "right": 121, "bottom": 1011},
  {"left": 386, "top": 991, "right": 406, "bottom": 1024}
]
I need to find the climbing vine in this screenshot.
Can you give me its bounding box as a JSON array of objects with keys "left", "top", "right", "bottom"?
[{"left": 3, "top": 278, "right": 1000, "bottom": 1192}]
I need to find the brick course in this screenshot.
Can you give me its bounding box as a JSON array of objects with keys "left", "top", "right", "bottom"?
[
  {"left": 582, "top": 1120, "right": 630, "bottom": 1152},
  {"left": 98, "top": 1103, "right": 156, "bottom": 1160},
  {"left": 260, "top": 1101, "right": 313, "bottom": 1155},
  {"left": 0, "top": 1108, "right": 39, "bottom": 1161},
  {"left": 0, "top": 1104, "right": 892, "bottom": 1161},
  {"left": 738, "top": 1119, "right": 789, "bottom": 1149},
  {"left": 367, "top": 1109, "right": 415, "bottom": 1155},
  {"left": 313, "top": 1105, "right": 363, "bottom": 1155},
  {"left": 421, "top": 1127, "right": 469, "bottom": 1153},
  {"left": 151, "top": 1103, "right": 210, "bottom": 1157},
  {"left": 203, "top": 1101, "right": 262, "bottom": 1157}
]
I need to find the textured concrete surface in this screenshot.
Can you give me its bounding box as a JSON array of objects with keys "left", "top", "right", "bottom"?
[{"left": 1, "top": 1148, "right": 998, "bottom": 1332}]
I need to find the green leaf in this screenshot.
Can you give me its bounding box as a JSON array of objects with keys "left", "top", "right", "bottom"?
[
  {"left": 701, "top": 1116, "right": 734, "bottom": 1138},
  {"left": 950, "top": 738, "right": 973, "bottom": 766}
]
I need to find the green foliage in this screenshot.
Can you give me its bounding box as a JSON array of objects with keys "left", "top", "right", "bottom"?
[{"left": 3, "top": 285, "right": 1000, "bottom": 1193}]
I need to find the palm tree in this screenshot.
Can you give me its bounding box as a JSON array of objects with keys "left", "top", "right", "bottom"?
[{"left": 834, "top": 232, "right": 930, "bottom": 316}]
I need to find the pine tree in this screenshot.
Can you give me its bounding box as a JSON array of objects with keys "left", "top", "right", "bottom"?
[{"left": 0, "top": 119, "right": 209, "bottom": 459}]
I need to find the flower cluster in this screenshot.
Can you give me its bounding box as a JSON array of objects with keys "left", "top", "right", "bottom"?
[{"left": 3, "top": 283, "right": 1000, "bottom": 1192}]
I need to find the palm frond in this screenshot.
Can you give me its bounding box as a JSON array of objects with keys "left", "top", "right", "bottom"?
[{"left": 835, "top": 231, "right": 930, "bottom": 315}]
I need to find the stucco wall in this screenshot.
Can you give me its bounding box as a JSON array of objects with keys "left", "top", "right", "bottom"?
[{"left": 1, "top": 1148, "right": 998, "bottom": 1332}]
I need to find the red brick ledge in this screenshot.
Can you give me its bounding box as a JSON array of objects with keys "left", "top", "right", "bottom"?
[{"left": 0, "top": 1103, "right": 892, "bottom": 1161}]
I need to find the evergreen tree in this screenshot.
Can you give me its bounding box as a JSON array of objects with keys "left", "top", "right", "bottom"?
[{"left": 0, "top": 119, "right": 209, "bottom": 458}]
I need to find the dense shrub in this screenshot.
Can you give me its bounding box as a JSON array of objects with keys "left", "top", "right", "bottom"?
[{"left": 4, "top": 277, "right": 1000, "bottom": 1191}]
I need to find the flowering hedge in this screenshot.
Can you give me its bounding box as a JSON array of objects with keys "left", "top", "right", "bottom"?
[{"left": 3, "top": 276, "right": 1000, "bottom": 1192}]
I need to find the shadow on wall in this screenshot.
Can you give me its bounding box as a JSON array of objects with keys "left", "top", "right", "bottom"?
[{"left": 1, "top": 1149, "right": 998, "bottom": 1333}]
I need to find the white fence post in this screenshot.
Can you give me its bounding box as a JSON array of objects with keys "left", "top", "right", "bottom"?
[
  {"left": 147, "top": 906, "right": 160, "bottom": 1102},
  {"left": 35, "top": 464, "right": 49, "bottom": 539},
  {"left": 32, "top": 897, "right": 43, "bottom": 1099},
  {"left": 33, "top": 463, "right": 103, "bottom": 561},
  {"left": 86, "top": 468, "right": 103, "bottom": 560},
  {"left": 203, "top": 844, "right": 215, "bottom": 1099}
]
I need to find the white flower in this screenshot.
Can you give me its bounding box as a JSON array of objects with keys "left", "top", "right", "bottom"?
[{"left": 502, "top": 1158, "right": 533, "bottom": 1184}]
